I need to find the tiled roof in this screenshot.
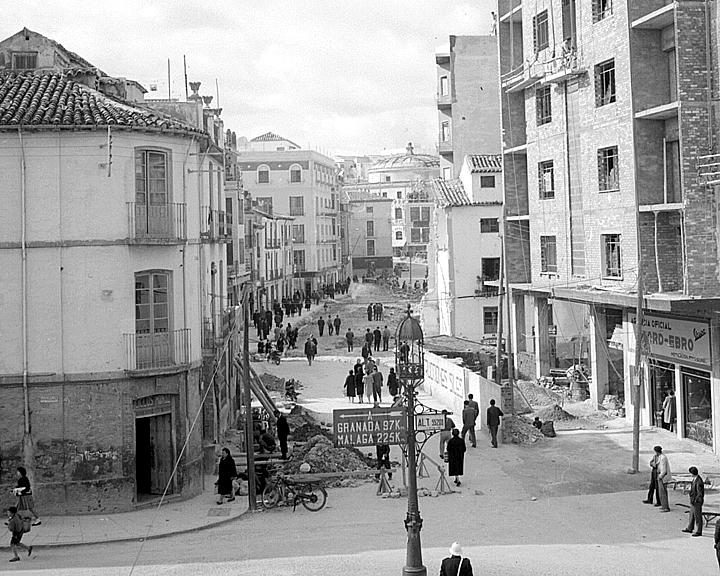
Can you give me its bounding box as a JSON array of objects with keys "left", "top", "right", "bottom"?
[
  {"left": 466, "top": 154, "right": 502, "bottom": 173},
  {"left": 430, "top": 178, "right": 471, "bottom": 207},
  {"left": 0, "top": 72, "right": 203, "bottom": 133},
  {"left": 340, "top": 188, "right": 393, "bottom": 203},
  {"left": 251, "top": 131, "right": 300, "bottom": 146}
]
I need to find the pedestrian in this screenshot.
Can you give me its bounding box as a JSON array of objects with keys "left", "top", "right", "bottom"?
[
  {"left": 440, "top": 542, "right": 473, "bottom": 576},
  {"left": 376, "top": 443, "right": 392, "bottom": 480},
  {"left": 14, "top": 467, "right": 40, "bottom": 526},
  {"left": 355, "top": 363, "right": 365, "bottom": 404},
  {"left": 333, "top": 315, "right": 341, "bottom": 336},
  {"left": 382, "top": 325, "right": 391, "bottom": 351},
  {"left": 682, "top": 466, "right": 704, "bottom": 536},
  {"left": 275, "top": 410, "right": 290, "bottom": 459},
  {"left": 461, "top": 400, "right": 477, "bottom": 448},
  {"left": 372, "top": 366, "right": 383, "bottom": 403},
  {"left": 364, "top": 327, "right": 373, "bottom": 347},
  {"left": 446, "top": 428, "right": 466, "bottom": 486},
  {"left": 363, "top": 370, "right": 374, "bottom": 404},
  {"left": 345, "top": 328, "right": 355, "bottom": 352},
  {"left": 344, "top": 370, "right": 356, "bottom": 403},
  {"left": 373, "top": 326, "right": 382, "bottom": 352},
  {"left": 532, "top": 416, "right": 543, "bottom": 430},
  {"left": 378, "top": 303, "right": 384, "bottom": 321},
  {"left": 367, "top": 303, "right": 373, "bottom": 321},
  {"left": 387, "top": 367, "right": 399, "bottom": 397},
  {"left": 216, "top": 448, "right": 237, "bottom": 505},
  {"left": 6, "top": 506, "right": 32, "bottom": 563},
  {"left": 361, "top": 342, "right": 371, "bottom": 361},
  {"left": 486, "top": 399, "right": 503, "bottom": 448},
  {"left": 654, "top": 445, "right": 672, "bottom": 512},
  {"left": 642, "top": 449, "right": 661, "bottom": 506},
  {"left": 663, "top": 390, "right": 677, "bottom": 431},
  {"left": 467, "top": 394, "right": 479, "bottom": 421},
  {"left": 318, "top": 316, "right": 325, "bottom": 336},
  {"left": 439, "top": 410, "right": 455, "bottom": 457},
  {"left": 304, "top": 336, "right": 317, "bottom": 366},
  {"left": 399, "top": 340, "right": 410, "bottom": 363}
]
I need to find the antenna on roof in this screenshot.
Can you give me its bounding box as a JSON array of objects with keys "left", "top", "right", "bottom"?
[
  {"left": 167, "top": 58, "right": 171, "bottom": 100},
  {"left": 183, "top": 55, "right": 188, "bottom": 101}
]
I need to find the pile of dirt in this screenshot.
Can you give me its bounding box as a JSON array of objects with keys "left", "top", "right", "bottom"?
[
  {"left": 516, "top": 380, "right": 563, "bottom": 407},
  {"left": 285, "top": 434, "right": 372, "bottom": 480},
  {"left": 259, "top": 373, "right": 304, "bottom": 393},
  {"left": 288, "top": 415, "right": 332, "bottom": 443},
  {"left": 536, "top": 403, "right": 576, "bottom": 422},
  {"left": 502, "top": 416, "right": 544, "bottom": 444}
]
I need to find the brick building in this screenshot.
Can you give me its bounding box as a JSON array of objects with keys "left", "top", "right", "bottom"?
[
  {"left": 340, "top": 189, "right": 394, "bottom": 277},
  {"left": 498, "top": 0, "right": 720, "bottom": 452}
]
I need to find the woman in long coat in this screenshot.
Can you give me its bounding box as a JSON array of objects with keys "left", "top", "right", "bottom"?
[
  {"left": 354, "top": 363, "right": 365, "bottom": 403},
  {"left": 446, "top": 428, "right": 466, "bottom": 487},
  {"left": 344, "top": 370, "right": 356, "bottom": 403},
  {"left": 217, "top": 448, "right": 237, "bottom": 504}
]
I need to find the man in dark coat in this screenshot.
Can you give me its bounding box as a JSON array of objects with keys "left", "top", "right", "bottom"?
[
  {"left": 216, "top": 448, "right": 237, "bottom": 504},
  {"left": 304, "top": 336, "right": 317, "bottom": 366},
  {"left": 327, "top": 315, "right": 334, "bottom": 335},
  {"left": 683, "top": 466, "right": 705, "bottom": 536},
  {"left": 461, "top": 400, "right": 477, "bottom": 448},
  {"left": 382, "top": 325, "right": 391, "bottom": 351},
  {"left": 367, "top": 303, "right": 373, "bottom": 321},
  {"left": 486, "top": 399, "right": 503, "bottom": 448},
  {"left": 317, "top": 316, "right": 325, "bottom": 336},
  {"left": 333, "top": 315, "right": 342, "bottom": 336},
  {"left": 275, "top": 411, "right": 290, "bottom": 460},
  {"left": 345, "top": 328, "right": 354, "bottom": 352},
  {"left": 364, "top": 328, "right": 373, "bottom": 347},
  {"left": 387, "top": 367, "right": 399, "bottom": 397},
  {"left": 446, "top": 428, "right": 466, "bottom": 486},
  {"left": 373, "top": 327, "right": 382, "bottom": 352},
  {"left": 344, "top": 370, "right": 356, "bottom": 403},
  {"left": 440, "top": 542, "right": 473, "bottom": 576},
  {"left": 372, "top": 366, "right": 383, "bottom": 403}
]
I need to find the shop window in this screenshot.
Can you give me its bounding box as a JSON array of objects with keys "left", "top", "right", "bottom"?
[{"left": 683, "top": 369, "right": 713, "bottom": 446}]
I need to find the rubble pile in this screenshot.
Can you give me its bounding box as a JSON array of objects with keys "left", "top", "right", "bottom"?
[
  {"left": 289, "top": 414, "right": 332, "bottom": 443},
  {"left": 516, "top": 380, "right": 562, "bottom": 407},
  {"left": 540, "top": 421, "right": 556, "bottom": 437},
  {"left": 536, "top": 404, "right": 576, "bottom": 422},
  {"left": 503, "top": 416, "right": 544, "bottom": 444},
  {"left": 285, "top": 435, "right": 372, "bottom": 483},
  {"left": 258, "top": 373, "right": 304, "bottom": 393}
]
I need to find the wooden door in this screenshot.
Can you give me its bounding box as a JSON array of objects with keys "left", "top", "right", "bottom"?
[{"left": 149, "top": 413, "right": 174, "bottom": 495}]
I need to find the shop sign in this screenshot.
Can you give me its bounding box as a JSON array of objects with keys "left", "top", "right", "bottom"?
[
  {"left": 424, "top": 353, "right": 465, "bottom": 399},
  {"left": 134, "top": 394, "right": 174, "bottom": 417},
  {"left": 627, "top": 313, "right": 711, "bottom": 370},
  {"left": 333, "top": 406, "right": 406, "bottom": 447}
]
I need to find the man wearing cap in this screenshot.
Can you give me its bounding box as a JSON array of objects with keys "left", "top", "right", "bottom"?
[
  {"left": 655, "top": 445, "right": 672, "bottom": 512},
  {"left": 440, "top": 542, "right": 473, "bottom": 576},
  {"left": 682, "top": 466, "right": 704, "bottom": 536}
]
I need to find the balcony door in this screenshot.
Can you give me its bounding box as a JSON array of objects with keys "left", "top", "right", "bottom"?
[
  {"left": 135, "top": 150, "right": 171, "bottom": 237},
  {"left": 135, "top": 272, "right": 171, "bottom": 368}
]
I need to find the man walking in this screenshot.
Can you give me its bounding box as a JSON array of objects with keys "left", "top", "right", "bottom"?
[
  {"left": 327, "top": 316, "right": 334, "bottom": 335},
  {"left": 304, "top": 336, "right": 317, "bottom": 366},
  {"left": 467, "top": 394, "right": 479, "bottom": 421},
  {"left": 333, "top": 315, "right": 341, "bottom": 337},
  {"left": 486, "top": 399, "right": 503, "bottom": 448},
  {"left": 382, "top": 325, "right": 391, "bottom": 351},
  {"left": 439, "top": 410, "right": 455, "bottom": 457},
  {"left": 655, "top": 445, "right": 672, "bottom": 512},
  {"left": 682, "top": 466, "right": 704, "bottom": 536},
  {"left": 345, "top": 328, "right": 354, "bottom": 352},
  {"left": 275, "top": 410, "right": 290, "bottom": 460},
  {"left": 663, "top": 390, "right": 677, "bottom": 431},
  {"left": 372, "top": 366, "right": 383, "bottom": 403},
  {"left": 461, "top": 400, "right": 477, "bottom": 448},
  {"left": 317, "top": 316, "right": 325, "bottom": 337},
  {"left": 364, "top": 328, "right": 373, "bottom": 348},
  {"left": 373, "top": 326, "right": 382, "bottom": 352},
  {"left": 643, "top": 449, "right": 661, "bottom": 506}
]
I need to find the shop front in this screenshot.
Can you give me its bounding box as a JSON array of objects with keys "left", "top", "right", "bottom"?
[{"left": 627, "top": 312, "right": 713, "bottom": 448}]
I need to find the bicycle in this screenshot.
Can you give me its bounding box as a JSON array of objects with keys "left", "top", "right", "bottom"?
[{"left": 261, "top": 472, "right": 327, "bottom": 512}]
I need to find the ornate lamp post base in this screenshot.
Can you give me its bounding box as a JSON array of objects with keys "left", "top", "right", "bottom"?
[{"left": 403, "top": 512, "right": 426, "bottom": 576}]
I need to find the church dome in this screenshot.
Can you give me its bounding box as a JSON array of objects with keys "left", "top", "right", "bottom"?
[{"left": 369, "top": 143, "right": 440, "bottom": 172}]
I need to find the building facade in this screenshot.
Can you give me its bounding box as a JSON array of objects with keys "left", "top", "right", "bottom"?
[
  {"left": 340, "top": 190, "right": 394, "bottom": 277},
  {"left": 436, "top": 35, "right": 502, "bottom": 178},
  {"left": 498, "top": 0, "right": 720, "bottom": 452}
]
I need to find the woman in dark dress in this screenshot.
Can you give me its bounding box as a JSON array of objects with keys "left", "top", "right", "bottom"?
[
  {"left": 354, "top": 362, "right": 365, "bottom": 404},
  {"left": 446, "top": 429, "right": 466, "bottom": 486},
  {"left": 216, "top": 448, "right": 237, "bottom": 505},
  {"left": 15, "top": 467, "right": 40, "bottom": 525},
  {"left": 344, "top": 370, "right": 356, "bottom": 403},
  {"left": 387, "top": 368, "right": 399, "bottom": 397}
]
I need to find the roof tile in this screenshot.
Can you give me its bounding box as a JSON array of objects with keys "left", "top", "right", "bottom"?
[{"left": 466, "top": 154, "right": 502, "bottom": 173}]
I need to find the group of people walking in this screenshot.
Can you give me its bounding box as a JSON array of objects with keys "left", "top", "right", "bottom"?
[
  {"left": 6, "top": 466, "right": 41, "bottom": 562},
  {"left": 343, "top": 358, "right": 399, "bottom": 404}
]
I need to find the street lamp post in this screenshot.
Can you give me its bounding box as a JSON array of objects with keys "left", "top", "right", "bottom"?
[{"left": 396, "top": 305, "right": 426, "bottom": 576}]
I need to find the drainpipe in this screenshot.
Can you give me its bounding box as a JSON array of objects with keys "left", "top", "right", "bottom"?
[
  {"left": 18, "top": 128, "right": 33, "bottom": 468},
  {"left": 705, "top": 0, "right": 714, "bottom": 151}
]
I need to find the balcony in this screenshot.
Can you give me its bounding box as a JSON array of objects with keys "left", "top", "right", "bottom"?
[
  {"left": 227, "top": 260, "right": 240, "bottom": 277},
  {"left": 201, "top": 208, "right": 228, "bottom": 242},
  {"left": 264, "top": 239, "right": 282, "bottom": 249},
  {"left": 125, "top": 329, "right": 191, "bottom": 371},
  {"left": 501, "top": 61, "right": 543, "bottom": 93},
  {"left": 127, "top": 203, "right": 187, "bottom": 243},
  {"left": 436, "top": 93, "right": 452, "bottom": 109},
  {"left": 437, "top": 138, "right": 453, "bottom": 155}
]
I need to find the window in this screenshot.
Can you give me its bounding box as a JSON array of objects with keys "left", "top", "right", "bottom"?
[
  {"left": 366, "top": 206, "right": 374, "bottom": 214},
  {"left": 540, "top": 236, "right": 558, "bottom": 273},
  {"left": 536, "top": 85, "right": 552, "bottom": 125},
  {"left": 135, "top": 272, "right": 170, "bottom": 334},
  {"left": 290, "top": 164, "right": 302, "bottom": 183},
  {"left": 289, "top": 196, "right": 304, "bottom": 216},
  {"left": 421, "top": 207, "right": 431, "bottom": 222},
  {"left": 367, "top": 240, "right": 376, "bottom": 256},
  {"left": 411, "top": 228, "right": 421, "bottom": 243},
  {"left": 480, "top": 176, "right": 495, "bottom": 188},
  {"left": 12, "top": 52, "right": 37, "bottom": 70},
  {"left": 135, "top": 150, "right": 168, "bottom": 205},
  {"left": 533, "top": 10, "right": 550, "bottom": 52},
  {"left": 410, "top": 207, "right": 421, "bottom": 222},
  {"left": 595, "top": 59, "right": 616, "bottom": 106},
  {"left": 443, "top": 167, "right": 452, "bottom": 180},
  {"left": 395, "top": 208, "right": 403, "bottom": 220},
  {"left": 539, "top": 160, "right": 555, "bottom": 199},
  {"left": 293, "top": 250, "right": 306, "bottom": 272},
  {"left": 439, "top": 75, "right": 449, "bottom": 96},
  {"left": 603, "top": 234, "right": 622, "bottom": 278},
  {"left": 593, "top": 0, "right": 613, "bottom": 22},
  {"left": 598, "top": 146, "right": 619, "bottom": 192},
  {"left": 366, "top": 220, "right": 375, "bottom": 237},
  {"left": 256, "top": 196, "right": 273, "bottom": 213},
  {"left": 396, "top": 191, "right": 403, "bottom": 199},
  {"left": 441, "top": 121, "right": 451, "bottom": 142},
  {"left": 480, "top": 218, "right": 499, "bottom": 233},
  {"left": 292, "top": 224, "right": 305, "bottom": 244},
  {"left": 258, "top": 165, "right": 270, "bottom": 183},
  {"left": 395, "top": 231, "right": 403, "bottom": 240},
  {"left": 482, "top": 258, "right": 500, "bottom": 281},
  {"left": 483, "top": 307, "right": 499, "bottom": 334},
  {"left": 385, "top": 175, "right": 391, "bottom": 182}
]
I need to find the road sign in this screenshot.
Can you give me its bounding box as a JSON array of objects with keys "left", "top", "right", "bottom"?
[
  {"left": 415, "top": 413, "right": 445, "bottom": 432},
  {"left": 333, "top": 406, "right": 407, "bottom": 447}
]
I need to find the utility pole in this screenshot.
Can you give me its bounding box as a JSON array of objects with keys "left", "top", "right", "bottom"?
[
  {"left": 631, "top": 255, "right": 644, "bottom": 473},
  {"left": 242, "top": 284, "right": 257, "bottom": 510},
  {"left": 495, "top": 230, "right": 505, "bottom": 386}
]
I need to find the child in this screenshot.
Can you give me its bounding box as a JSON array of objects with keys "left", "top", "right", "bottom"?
[{"left": 6, "top": 506, "right": 32, "bottom": 562}]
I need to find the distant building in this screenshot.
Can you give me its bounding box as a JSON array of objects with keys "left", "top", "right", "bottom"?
[
  {"left": 435, "top": 35, "right": 501, "bottom": 178},
  {"left": 251, "top": 208, "right": 294, "bottom": 310},
  {"left": 341, "top": 189, "right": 394, "bottom": 278}
]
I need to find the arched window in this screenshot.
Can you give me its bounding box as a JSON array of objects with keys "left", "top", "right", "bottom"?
[
  {"left": 258, "top": 164, "right": 270, "bottom": 184},
  {"left": 290, "top": 164, "right": 302, "bottom": 183},
  {"left": 395, "top": 231, "right": 403, "bottom": 240}
]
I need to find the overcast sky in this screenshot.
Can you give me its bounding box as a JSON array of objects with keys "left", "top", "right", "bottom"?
[{"left": 6, "top": 0, "right": 496, "bottom": 156}]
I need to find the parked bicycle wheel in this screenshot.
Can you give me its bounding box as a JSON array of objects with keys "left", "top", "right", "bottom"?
[
  {"left": 301, "top": 484, "right": 327, "bottom": 512},
  {"left": 262, "top": 482, "right": 281, "bottom": 508}
]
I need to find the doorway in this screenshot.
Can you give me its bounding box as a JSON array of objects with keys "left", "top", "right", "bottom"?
[
  {"left": 649, "top": 360, "right": 675, "bottom": 429},
  {"left": 135, "top": 413, "right": 174, "bottom": 497}
]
